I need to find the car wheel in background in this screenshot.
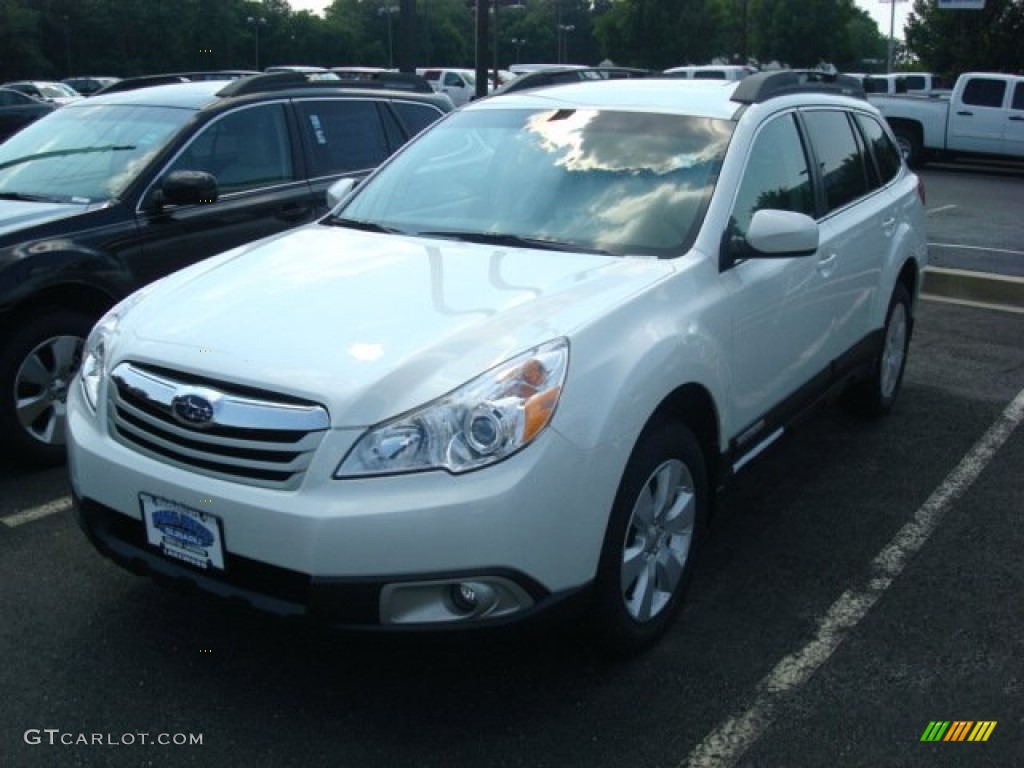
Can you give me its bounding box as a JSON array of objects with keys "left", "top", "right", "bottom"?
[{"left": 0, "top": 310, "right": 93, "bottom": 467}]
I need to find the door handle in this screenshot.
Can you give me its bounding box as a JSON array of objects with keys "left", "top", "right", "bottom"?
[
  {"left": 276, "top": 203, "right": 311, "bottom": 223},
  {"left": 956, "top": 110, "right": 973, "bottom": 116},
  {"left": 1010, "top": 115, "right": 1024, "bottom": 122},
  {"left": 817, "top": 252, "right": 838, "bottom": 277}
]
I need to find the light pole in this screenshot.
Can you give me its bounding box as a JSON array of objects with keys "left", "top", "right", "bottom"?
[
  {"left": 510, "top": 37, "right": 527, "bottom": 65},
  {"left": 379, "top": 6, "right": 399, "bottom": 69},
  {"left": 557, "top": 24, "right": 574, "bottom": 65},
  {"left": 247, "top": 16, "right": 266, "bottom": 70}
]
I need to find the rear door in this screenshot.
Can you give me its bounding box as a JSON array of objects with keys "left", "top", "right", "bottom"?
[
  {"left": 799, "top": 108, "right": 892, "bottom": 362},
  {"left": 949, "top": 76, "right": 1009, "bottom": 155},
  {"left": 1004, "top": 79, "right": 1024, "bottom": 158}
]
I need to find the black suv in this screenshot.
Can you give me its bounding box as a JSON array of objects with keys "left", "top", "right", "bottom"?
[{"left": 0, "top": 72, "right": 452, "bottom": 466}]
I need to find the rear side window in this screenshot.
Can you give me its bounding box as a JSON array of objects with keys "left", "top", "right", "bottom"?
[
  {"left": 296, "top": 99, "right": 391, "bottom": 177},
  {"left": 693, "top": 70, "right": 726, "bottom": 80},
  {"left": 802, "top": 110, "right": 869, "bottom": 213},
  {"left": 855, "top": 113, "right": 902, "bottom": 185},
  {"left": 391, "top": 102, "right": 445, "bottom": 138},
  {"left": 729, "top": 113, "right": 814, "bottom": 240},
  {"left": 962, "top": 78, "right": 1006, "bottom": 108}
]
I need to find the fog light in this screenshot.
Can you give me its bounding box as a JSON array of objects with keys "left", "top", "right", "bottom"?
[{"left": 449, "top": 582, "right": 480, "bottom": 613}]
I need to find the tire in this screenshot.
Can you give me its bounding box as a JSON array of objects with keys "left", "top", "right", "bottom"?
[
  {"left": 893, "top": 128, "right": 924, "bottom": 169},
  {"left": 0, "top": 310, "right": 94, "bottom": 467},
  {"left": 591, "top": 420, "right": 708, "bottom": 656},
  {"left": 846, "top": 283, "right": 912, "bottom": 418}
]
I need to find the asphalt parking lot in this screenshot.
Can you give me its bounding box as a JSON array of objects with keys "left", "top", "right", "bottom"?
[{"left": 1, "top": 161, "right": 1022, "bottom": 768}]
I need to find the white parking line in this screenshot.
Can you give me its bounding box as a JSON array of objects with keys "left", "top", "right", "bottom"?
[
  {"left": 929, "top": 242, "right": 1024, "bottom": 257},
  {"left": 1, "top": 496, "right": 72, "bottom": 528},
  {"left": 927, "top": 204, "right": 957, "bottom": 215},
  {"left": 681, "top": 386, "right": 1024, "bottom": 768}
]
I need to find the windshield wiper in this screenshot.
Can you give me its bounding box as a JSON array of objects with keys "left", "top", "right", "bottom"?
[
  {"left": 0, "top": 145, "right": 136, "bottom": 173},
  {"left": 327, "top": 217, "right": 406, "bottom": 234},
  {"left": 417, "top": 230, "right": 613, "bottom": 255},
  {"left": 0, "top": 191, "right": 63, "bottom": 203}
]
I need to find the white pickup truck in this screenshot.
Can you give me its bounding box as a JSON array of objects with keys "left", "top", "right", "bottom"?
[{"left": 869, "top": 72, "right": 1024, "bottom": 167}]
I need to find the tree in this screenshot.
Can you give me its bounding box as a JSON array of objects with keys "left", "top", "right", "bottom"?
[{"left": 905, "top": 0, "right": 1024, "bottom": 76}]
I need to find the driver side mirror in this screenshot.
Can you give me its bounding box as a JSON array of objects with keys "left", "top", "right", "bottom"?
[
  {"left": 153, "top": 170, "right": 219, "bottom": 208},
  {"left": 326, "top": 177, "right": 360, "bottom": 210}
]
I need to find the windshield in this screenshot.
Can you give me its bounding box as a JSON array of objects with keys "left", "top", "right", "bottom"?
[
  {"left": 336, "top": 107, "right": 733, "bottom": 257},
  {"left": 0, "top": 103, "right": 193, "bottom": 203}
]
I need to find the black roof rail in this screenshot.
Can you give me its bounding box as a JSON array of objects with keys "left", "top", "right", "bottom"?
[
  {"left": 731, "top": 70, "right": 866, "bottom": 104},
  {"left": 215, "top": 71, "right": 351, "bottom": 97}
]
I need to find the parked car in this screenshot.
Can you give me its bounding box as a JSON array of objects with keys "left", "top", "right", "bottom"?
[
  {"left": 494, "top": 66, "right": 652, "bottom": 95},
  {"left": 1, "top": 80, "right": 82, "bottom": 105},
  {"left": 0, "top": 87, "right": 57, "bottom": 141},
  {"left": 92, "top": 71, "right": 261, "bottom": 95},
  {"left": 0, "top": 72, "right": 453, "bottom": 466},
  {"left": 62, "top": 76, "right": 121, "bottom": 96},
  {"left": 869, "top": 71, "right": 1024, "bottom": 166},
  {"left": 663, "top": 65, "right": 757, "bottom": 81},
  {"left": 67, "top": 70, "right": 927, "bottom": 654},
  {"left": 859, "top": 72, "right": 947, "bottom": 96},
  {"left": 417, "top": 68, "right": 480, "bottom": 106}
]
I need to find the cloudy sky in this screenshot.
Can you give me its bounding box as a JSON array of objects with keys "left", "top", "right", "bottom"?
[{"left": 288, "top": 1, "right": 913, "bottom": 41}]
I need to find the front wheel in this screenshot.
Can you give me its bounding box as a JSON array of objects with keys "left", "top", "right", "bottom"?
[
  {"left": 0, "top": 310, "right": 94, "bottom": 467},
  {"left": 591, "top": 420, "right": 708, "bottom": 656}
]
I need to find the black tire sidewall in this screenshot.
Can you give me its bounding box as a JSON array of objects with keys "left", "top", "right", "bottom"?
[
  {"left": 0, "top": 309, "right": 95, "bottom": 466},
  {"left": 591, "top": 420, "right": 708, "bottom": 656}
]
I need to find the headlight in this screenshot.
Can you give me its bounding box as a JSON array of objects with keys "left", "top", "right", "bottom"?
[
  {"left": 337, "top": 339, "right": 569, "bottom": 477},
  {"left": 78, "top": 283, "right": 160, "bottom": 411},
  {"left": 79, "top": 315, "right": 117, "bottom": 411}
]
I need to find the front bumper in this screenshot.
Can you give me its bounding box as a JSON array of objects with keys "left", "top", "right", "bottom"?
[{"left": 67, "top": 380, "right": 618, "bottom": 629}]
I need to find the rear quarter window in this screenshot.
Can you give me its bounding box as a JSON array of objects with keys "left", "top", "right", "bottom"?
[
  {"left": 855, "top": 113, "right": 902, "bottom": 186},
  {"left": 391, "top": 101, "right": 445, "bottom": 138}
]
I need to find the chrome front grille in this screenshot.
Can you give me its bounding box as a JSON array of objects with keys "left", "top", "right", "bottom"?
[{"left": 108, "top": 363, "right": 330, "bottom": 490}]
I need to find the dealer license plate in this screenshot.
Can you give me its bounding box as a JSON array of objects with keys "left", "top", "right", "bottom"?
[{"left": 141, "top": 493, "right": 225, "bottom": 572}]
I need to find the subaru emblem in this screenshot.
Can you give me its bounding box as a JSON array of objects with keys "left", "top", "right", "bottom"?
[{"left": 171, "top": 390, "right": 217, "bottom": 427}]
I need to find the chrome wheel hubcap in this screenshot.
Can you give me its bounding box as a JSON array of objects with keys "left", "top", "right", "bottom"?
[
  {"left": 14, "top": 334, "right": 84, "bottom": 446},
  {"left": 620, "top": 458, "right": 696, "bottom": 622}
]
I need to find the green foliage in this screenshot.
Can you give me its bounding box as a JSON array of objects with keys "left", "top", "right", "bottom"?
[
  {"left": 905, "top": 0, "right": 1024, "bottom": 76},
  {"left": 0, "top": 0, "right": 1014, "bottom": 83}
]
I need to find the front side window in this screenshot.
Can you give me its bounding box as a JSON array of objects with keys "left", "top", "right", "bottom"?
[
  {"left": 336, "top": 107, "right": 733, "bottom": 257},
  {"left": 802, "top": 110, "right": 869, "bottom": 213},
  {"left": 296, "top": 99, "right": 390, "bottom": 177},
  {"left": 728, "top": 113, "right": 814, "bottom": 242},
  {"left": 0, "top": 103, "right": 192, "bottom": 203},
  {"left": 165, "top": 103, "right": 294, "bottom": 193}
]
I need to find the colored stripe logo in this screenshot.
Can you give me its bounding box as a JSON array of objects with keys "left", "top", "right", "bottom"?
[{"left": 921, "top": 721, "right": 997, "bottom": 742}]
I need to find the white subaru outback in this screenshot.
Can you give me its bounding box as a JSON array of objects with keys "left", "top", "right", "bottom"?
[{"left": 67, "top": 71, "right": 927, "bottom": 654}]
